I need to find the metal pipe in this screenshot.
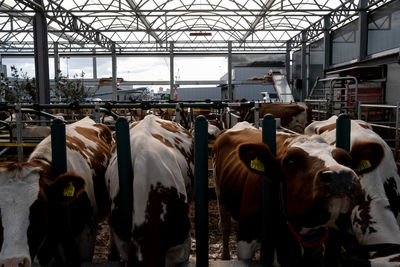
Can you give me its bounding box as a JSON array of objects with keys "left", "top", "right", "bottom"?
[
  {"left": 175, "top": 103, "right": 180, "bottom": 123},
  {"left": 115, "top": 117, "right": 133, "bottom": 236},
  {"left": 395, "top": 102, "right": 399, "bottom": 161},
  {"left": 254, "top": 102, "right": 260, "bottom": 129},
  {"left": 0, "top": 147, "right": 10, "bottom": 157},
  {"left": 336, "top": 113, "right": 351, "bottom": 152},
  {"left": 260, "top": 114, "right": 277, "bottom": 265},
  {"left": 51, "top": 119, "right": 67, "bottom": 176},
  {"left": 15, "top": 104, "right": 23, "bottom": 162},
  {"left": 194, "top": 115, "right": 208, "bottom": 267}
]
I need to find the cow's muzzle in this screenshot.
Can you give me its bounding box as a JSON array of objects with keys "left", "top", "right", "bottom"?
[
  {"left": 317, "top": 170, "right": 357, "bottom": 195},
  {"left": 0, "top": 257, "right": 30, "bottom": 267},
  {"left": 314, "top": 169, "right": 360, "bottom": 214}
]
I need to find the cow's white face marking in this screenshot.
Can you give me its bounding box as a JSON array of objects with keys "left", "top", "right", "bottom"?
[
  {"left": 290, "top": 135, "right": 354, "bottom": 172},
  {"left": 0, "top": 165, "right": 41, "bottom": 264},
  {"left": 226, "top": 121, "right": 257, "bottom": 132},
  {"left": 287, "top": 103, "right": 309, "bottom": 133}
]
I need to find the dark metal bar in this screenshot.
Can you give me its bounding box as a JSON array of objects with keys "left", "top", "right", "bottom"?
[
  {"left": 336, "top": 113, "right": 351, "bottom": 152},
  {"left": 115, "top": 117, "right": 134, "bottom": 234},
  {"left": 3, "top": 102, "right": 255, "bottom": 110},
  {"left": 51, "top": 118, "right": 67, "bottom": 177},
  {"left": 194, "top": 115, "right": 209, "bottom": 267},
  {"left": 33, "top": 0, "right": 50, "bottom": 104},
  {"left": 260, "top": 114, "right": 276, "bottom": 265}
]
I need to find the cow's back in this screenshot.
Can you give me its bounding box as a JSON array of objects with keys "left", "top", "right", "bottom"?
[
  {"left": 28, "top": 117, "right": 114, "bottom": 261},
  {"left": 106, "top": 115, "right": 193, "bottom": 266},
  {"left": 212, "top": 128, "right": 264, "bottom": 219}
]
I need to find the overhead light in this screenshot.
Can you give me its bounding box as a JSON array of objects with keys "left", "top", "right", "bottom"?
[{"left": 190, "top": 32, "right": 212, "bottom": 36}]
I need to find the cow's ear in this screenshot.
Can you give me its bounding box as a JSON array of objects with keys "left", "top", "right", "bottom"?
[
  {"left": 45, "top": 172, "right": 86, "bottom": 205},
  {"left": 237, "top": 143, "right": 281, "bottom": 181},
  {"left": 350, "top": 141, "right": 384, "bottom": 175}
]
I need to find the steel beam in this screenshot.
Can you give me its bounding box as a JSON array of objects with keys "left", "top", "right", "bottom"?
[
  {"left": 323, "top": 15, "right": 331, "bottom": 71},
  {"left": 285, "top": 41, "right": 291, "bottom": 83},
  {"left": 170, "top": 41, "right": 175, "bottom": 100},
  {"left": 111, "top": 42, "right": 117, "bottom": 102},
  {"left": 358, "top": 0, "right": 368, "bottom": 61},
  {"left": 15, "top": 0, "right": 116, "bottom": 51},
  {"left": 125, "top": 0, "right": 164, "bottom": 45},
  {"left": 227, "top": 41, "right": 233, "bottom": 100},
  {"left": 54, "top": 41, "right": 59, "bottom": 86},
  {"left": 33, "top": 0, "right": 50, "bottom": 104},
  {"left": 92, "top": 49, "right": 97, "bottom": 80},
  {"left": 239, "top": 0, "right": 275, "bottom": 43},
  {"left": 301, "top": 31, "right": 307, "bottom": 101}
]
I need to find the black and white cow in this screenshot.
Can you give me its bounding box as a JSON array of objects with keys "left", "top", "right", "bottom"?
[
  {"left": 0, "top": 117, "right": 114, "bottom": 267},
  {"left": 306, "top": 116, "right": 400, "bottom": 265},
  {"left": 105, "top": 115, "right": 194, "bottom": 267}
]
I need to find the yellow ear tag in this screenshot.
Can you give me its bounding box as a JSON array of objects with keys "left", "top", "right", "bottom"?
[
  {"left": 63, "top": 182, "right": 75, "bottom": 197},
  {"left": 250, "top": 157, "right": 265, "bottom": 172},
  {"left": 355, "top": 160, "right": 372, "bottom": 173}
]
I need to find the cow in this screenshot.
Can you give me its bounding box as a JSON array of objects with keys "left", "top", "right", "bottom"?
[
  {"left": 105, "top": 114, "right": 194, "bottom": 267},
  {"left": 211, "top": 121, "right": 378, "bottom": 265},
  {"left": 229, "top": 100, "right": 312, "bottom": 133},
  {"left": 0, "top": 117, "right": 114, "bottom": 267},
  {"left": 305, "top": 116, "right": 400, "bottom": 265}
]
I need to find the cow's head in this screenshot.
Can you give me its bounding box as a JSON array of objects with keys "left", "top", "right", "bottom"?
[
  {"left": 237, "top": 135, "right": 380, "bottom": 234},
  {"left": 0, "top": 162, "right": 86, "bottom": 267}
]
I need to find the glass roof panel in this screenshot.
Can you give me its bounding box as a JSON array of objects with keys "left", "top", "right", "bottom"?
[{"left": 0, "top": 0, "right": 392, "bottom": 54}]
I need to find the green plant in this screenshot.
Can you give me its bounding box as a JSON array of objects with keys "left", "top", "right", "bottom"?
[
  {"left": 0, "top": 66, "right": 36, "bottom": 103},
  {"left": 55, "top": 71, "right": 96, "bottom": 103}
]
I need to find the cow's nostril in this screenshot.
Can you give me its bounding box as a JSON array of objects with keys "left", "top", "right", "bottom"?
[
  {"left": 319, "top": 171, "right": 333, "bottom": 183},
  {"left": 18, "top": 263, "right": 22, "bottom": 267}
]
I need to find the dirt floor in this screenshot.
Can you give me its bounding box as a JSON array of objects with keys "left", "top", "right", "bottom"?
[{"left": 92, "top": 155, "right": 238, "bottom": 262}]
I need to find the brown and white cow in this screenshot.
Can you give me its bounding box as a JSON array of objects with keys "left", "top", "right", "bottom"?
[
  {"left": 305, "top": 116, "right": 400, "bottom": 265},
  {"left": 0, "top": 117, "right": 114, "bottom": 267},
  {"left": 212, "top": 121, "right": 375, "bottom": 263},
  {"left": 230, "top": 100, "right": 312, "bottom": 133},
  {"left": 105, "top": 114, "right": 194, "bottom": 267}
]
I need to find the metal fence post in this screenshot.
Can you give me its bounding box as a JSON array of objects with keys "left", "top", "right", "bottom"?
[
  {"left": 195, "top": 115, "right": 208, "bottom": 267},
  {"left": 336, "top": 113, "right": 351, "bottom": 152},
  {"left": 358, "top": 101, "right": 362, "bottom": 120},
  {"left": 115, "top": 117, "right": 134, "bottom": 233},
  {"left": 260, "top": 114, "right": 276, "bottom": 265},
  {"left": 93, "top": 103, "right": 100, "bottom": 123},
  {"left": 395, "top": 102, "right": 399, "bottom": 161},
  {"left": 51, "top": 119, "right": 67, "bottom": 177},
  {"left": 15, "top": 104, "right": 23, "bottom": 162},
  {"left": 254, "top": 102, "right": 260, "bottom": 129},
  {"left": 175, "top": 103, "right": 181, "bottom": 123}
]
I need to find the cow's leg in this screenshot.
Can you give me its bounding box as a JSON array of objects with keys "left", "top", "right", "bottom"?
[
  {"left": 236, "top": 240, "right": 259, "bottom": 260},
  {"left": 165, "top": 235, "right": 191, "bottom": 267},
  {"left": 107, "top": 226, "right": 121, "bottom": 261},
  {"left": 75, "top": 222, "right": 96, "bottom": 261},
  {"left": 219, "top": 203, "right": 232, "bottom": 260}
]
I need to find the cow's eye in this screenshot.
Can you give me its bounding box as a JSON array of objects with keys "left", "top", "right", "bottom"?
[{"left": 283, "top": 158, "right": 296, "bottom": 168}]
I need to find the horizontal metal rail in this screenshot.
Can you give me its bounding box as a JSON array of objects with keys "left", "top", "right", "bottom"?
[
  {"left": 2, "top": 102, "right": 255, "bottom": 110},
  {"left": 0, "top": 142, "right": 38, "bottom": 147},
  {"left": 358, "top": 102, "right": 400, "bottom": 161}
]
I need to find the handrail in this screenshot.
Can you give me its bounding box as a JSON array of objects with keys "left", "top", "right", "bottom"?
[{"left": 358, "top": 102, "right": 400, "bottom": 161}]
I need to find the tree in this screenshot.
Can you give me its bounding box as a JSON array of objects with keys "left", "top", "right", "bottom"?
[
  {"left": 0, "top": 66, "right": 36, "bottom": 103},
  {"left": 55, "top": 71, "right": 96, "bottom": 103}
]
